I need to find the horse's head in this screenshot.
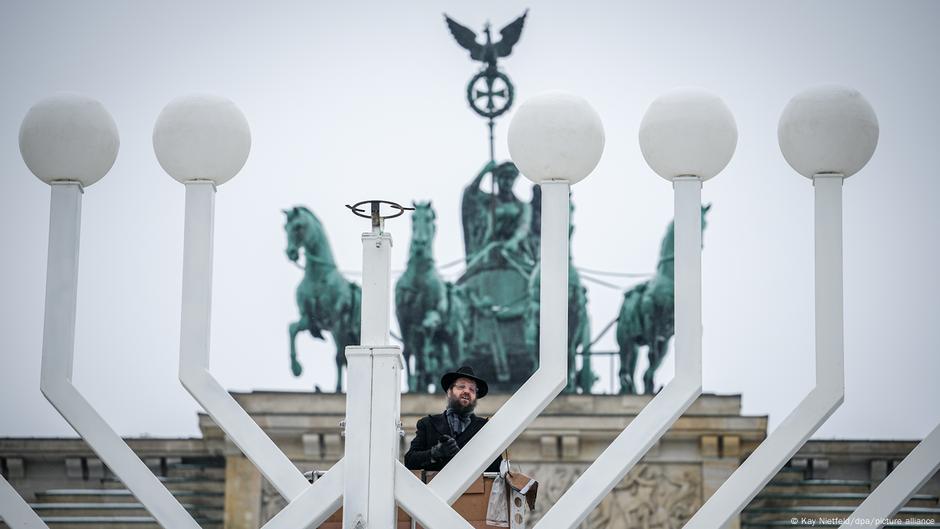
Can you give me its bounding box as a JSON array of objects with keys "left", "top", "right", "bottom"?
[
  {"left": 283, "top": 206, "right": 322, "bottom": 263},
  {"left": 409, "top": 201, "right": 437, "bottom": 260}
]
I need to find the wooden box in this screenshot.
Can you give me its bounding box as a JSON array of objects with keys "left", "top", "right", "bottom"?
[{"left": 318, "top": 471, "right": 505, "bottom": 528}]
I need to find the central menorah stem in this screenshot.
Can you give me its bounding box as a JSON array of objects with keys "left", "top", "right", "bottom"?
[
  {"left": 360, "top": 231, "right": 392, "bottom": 346},
  {"left": 343, "top": 228, "right": 402, "bottom": 528}
]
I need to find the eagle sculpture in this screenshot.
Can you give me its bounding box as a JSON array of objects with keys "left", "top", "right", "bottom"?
[{"left": 444, "top": 10, "right": 528, "bottom": 72}]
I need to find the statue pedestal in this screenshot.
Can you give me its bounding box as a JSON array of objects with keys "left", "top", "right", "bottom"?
[{"left": 203, "top": 392, "right": 766, "bottom": 529}]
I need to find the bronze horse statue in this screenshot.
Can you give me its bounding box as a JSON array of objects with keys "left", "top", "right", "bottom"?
[
  {"left": 616, "top": 204, "right": 710, "bottom": 394},
  {"left": 395, "top": 202, "right": 466, "bottom": 391},
  {"left": 284, "top": 206, "right": 361, "bottom": 392}
]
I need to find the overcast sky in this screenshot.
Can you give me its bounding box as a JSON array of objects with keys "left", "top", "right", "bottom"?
[{"left": 1, "top": 0, "right": 938, "bottom": 441}]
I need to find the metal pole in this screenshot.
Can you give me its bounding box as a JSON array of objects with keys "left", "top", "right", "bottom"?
[
  {"left": 367, "top": 345, "right": 403, "bottom": 528},
  {"left": 362, "top": 225, "right": 399, "bottom": 529},
  {"left": 813, "top": 175, "right": 845, "bottom": 393},
  {"left": 344, "top": 222, "right": 397, "bottom": 528},
  {"left": 361, "top": 225, "right": 391, "bottom": 347},
  {"left": 488, "top": 118, "right": 496, "bottom": 165}
]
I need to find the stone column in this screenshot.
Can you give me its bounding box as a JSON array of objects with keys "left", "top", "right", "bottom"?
[
  {"left": 700, "top": 435, "right": 741, "bottom": 529},
  {"left": 224, "top": 454, "right": 262, "bottom": 529}
]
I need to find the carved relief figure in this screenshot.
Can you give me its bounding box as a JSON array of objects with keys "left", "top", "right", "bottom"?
[{"left": 524, "top": 463, "right": 702, "bottom": 529}]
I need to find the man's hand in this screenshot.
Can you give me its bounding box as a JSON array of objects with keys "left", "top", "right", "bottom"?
[{"left": 430, "top": 435, "right": 460, "bottom": 461}]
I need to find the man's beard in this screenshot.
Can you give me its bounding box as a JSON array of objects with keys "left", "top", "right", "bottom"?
[{"left": 447, "top": 393, "right": 476, "bottom": 416}]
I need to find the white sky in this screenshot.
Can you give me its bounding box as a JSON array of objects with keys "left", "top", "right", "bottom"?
[{"left": 1, "top": 0, "right": 938, "bottom": 441}]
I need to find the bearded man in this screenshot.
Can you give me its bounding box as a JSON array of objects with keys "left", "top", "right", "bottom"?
[{"left": 404, "top": 366, "right": 501, "bottom": 472}]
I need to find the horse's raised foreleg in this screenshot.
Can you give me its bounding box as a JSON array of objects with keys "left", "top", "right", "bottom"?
[{"left": 288, "top": 318, "right": 307, "bottom": 377}]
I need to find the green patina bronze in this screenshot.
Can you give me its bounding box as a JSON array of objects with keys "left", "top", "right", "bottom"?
[
  {"left": 455, "top": 160, "right": 539, "bottom": 391},
  {"left": 445, "top": 10, "right": 526, "bottom": 162},
  {"left": 617, "top": 204, "right": 711, "bottom": 395},
  {"left": 461, "top": 161, "right": 537, "bottom": 276},
  {"left": 282, "top": 11, "right": 707, "bottom": 395},
  {"left": 395, "top": 202, "right": 467, "bottom": 392},
  {"left": 284, "top": 206, "right": 361, "bottom": 392}
]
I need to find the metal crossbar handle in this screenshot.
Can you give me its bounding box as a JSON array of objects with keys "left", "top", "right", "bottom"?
[
  {"left": 346, "top": 200, "right": 414, "bottom": 230},
  {"left": 305, "top": 470, "right": 503, "bottom": 483}
]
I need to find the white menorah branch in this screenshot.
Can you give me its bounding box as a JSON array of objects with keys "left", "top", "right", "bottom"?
[{"left": 4, "top": 85, "right": 938, "bottom": 529}]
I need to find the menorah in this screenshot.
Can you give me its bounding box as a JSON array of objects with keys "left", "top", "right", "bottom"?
[{"left": 1, "top": 85, "right": 938, "bottom": 529}]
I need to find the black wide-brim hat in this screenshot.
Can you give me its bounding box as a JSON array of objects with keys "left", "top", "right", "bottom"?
[{"left": 440, "top": 366, "right": 489, "bottom": 399}]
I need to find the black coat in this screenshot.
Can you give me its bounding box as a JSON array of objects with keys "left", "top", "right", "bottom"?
[{"left": 404, "top": 413, "right": 501, "bottom": 473}]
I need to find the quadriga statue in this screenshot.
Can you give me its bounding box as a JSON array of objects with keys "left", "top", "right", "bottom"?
[{"left": 456, "top": 161, "right": 540, "bottom": 391}]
